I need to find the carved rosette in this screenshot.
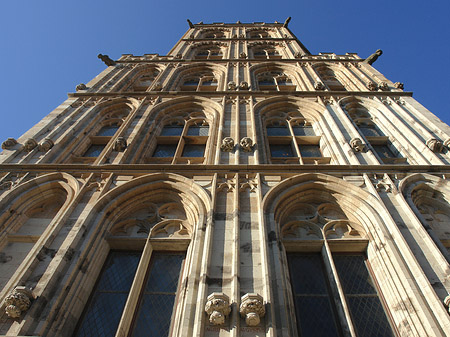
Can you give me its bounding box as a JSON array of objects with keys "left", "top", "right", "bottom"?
[
  {"left": 378, "top": 82, "right": 389, "bottom": 91},
  {"left": 113, "top": 137, "right": 127, "bottom": 152},
  {"left": 240, "top": 293, "right": 265, "bottom": 326},
  {"left": 205, "top": 293, "right": 231, "bottom": 325},
  {"left": 314, "top": 82, "right": 325, "bottom": 90},
  {"left": 24, "top": 138, "right": 38, "bottom": 152},
  {"left": 227, "top": 81, "right": 237, "bottom": 90},
  {"left": 220, "top": 137, "right": 235, "bottom": 152},
  {"left": 367, "top": 82, "right": 378, "bottom": 91},
  {"left": 38, "top": 138, "right": 54, "bottom": 152},
  {"left": 1, "top": 138, "right": 18, "bottom": 150},
  {"left": 426, "top": 138, "right": 444, "bottom": 153},
  {"left": 240, "top": 137, "right": 254, "bottom": 152},
  {"left": 4, "top": 286, "right": 33, "bottom": 318},
  {"left": 239, "top": 81, "right": 249, "bottom": 90},
  {"left": 350, "top": 137, "right": 366, "bottom": 152},
  {"left": 444, "top": 295, "right": 450, "bottom": 314}
]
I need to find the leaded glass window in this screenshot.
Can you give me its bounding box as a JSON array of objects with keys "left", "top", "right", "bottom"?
[
  {"left": 299, "top": 145, "right": 322, "bottom": 158},
  {"left": 187, "top": 125, "right": 209, "bottom": 136},
  {"left": 131, "top": 253, "right": 184, "bottom": 337},
  {"left": 270, "top": 144, "right": 294, "bottom": 157},
  {"left": 182, "top": 144, "right": 205, "bottom": 157},
  {"left": 153, "top": 144, "right": 177, "bottom": 158},
  {"left": 161, "top": 125, "right": 184, "bottom": 136},
  {"left": 288, "top": 254, "right": 342, "bottom": 337},
  {"left": 333, "top": 255, "right": 395, "bottom": 337},
  {"left": 293, "top": 125, "right": 315, "bottom": 136},
  {"left": 97, "top": 124, "right": 119, "bottom": 136},
  {"left": 83, "top": 144, "right": 105, "bottom": 157},
  {"left": 74, "top": 251, "right": 141, "bottom": 337},
  {"left": 267, "top": 125, "right": 290, "bottom": 136}
]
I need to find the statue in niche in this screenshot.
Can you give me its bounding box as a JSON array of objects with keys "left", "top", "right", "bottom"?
[{"left": 363, "top": 49, "right": 383, "bottom": 65}]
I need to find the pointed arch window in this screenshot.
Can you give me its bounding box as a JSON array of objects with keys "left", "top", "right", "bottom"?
[
  {"left": 280, "top": 202, "right": 396, "bottom": 337},
  {"left": 248, "top": 30, "right": 269, "bottom": 38},
  {"left": 74, "top": 201, "right": 191, "bottom": 337},
  {"left": 180, "top": 74, "right": 218, "bottom": 92},
  {"left": 257, "top": 72, "right": 296, "bottom": 91},
  {"left": 195, "top": 47, "right": 223, "bottom": 60},
  {"left": 315, "top": 66, "right": 347, "bottom": 91},
  {"left": 252, "top": 46, "right": 281, "bottom": 59}
]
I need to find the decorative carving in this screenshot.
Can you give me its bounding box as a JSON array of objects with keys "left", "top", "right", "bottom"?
[
  {"left": 283, "top": 17, "right": 291, "bottom": 28},
  {"left": 375, "top": 174, "right": 397, "bottom": 193},
  {"left": 4, "top": 286, "right": 33, "bottom": 318},
  {"left": 240, "top": 137, "right": 254, "bottom": 152},
  {"left": 2, "top": 138, "right": 18, "bottom": 150},
  {"left": 426, "top": 138, "right": 443, "bottom": 153},
  {"left": 367, "top": 82, "right": 378, "bottom": 91},
  {"left": 174, "top": 53, "right": 182, "bottom": 59},
  {"left": 227, "top": 81, "right": 237, "bottom": 90},
  {"left": 350, "top": 137, "right": 366, "bottom": 152},
  {"left": 324, "top": 221, "right": 364, "bottom": 239},
  {"left": 24, "top": 138, "right": 38, "bottom": 152},
  {"left": 38, "top": 138, "right": 54, "bottom": 152},
  {"left": 97, "top": 54, "right": 116, "bottom": 66},
  {"left": 281, "top": 221, "right": 322, "bottom": 240},
  {"left": 220, "top": 137, "right": 235, "bottom": 152},
  {"left": 113, "top": 137, "right": 127, "bottom": 152},
  {"left": 239, "top": 52, "right": 247, "bottom": 59},
  {"left": 239, "top": 175, "right": 258, "bottom": 192},
  {"left": 76, "top": 83, "right": 87, "bottom": 91},
  {"left": 187, "top": 19, "right": 194, "bottom": 28},
  {"left": 153, "top": 82, "right": 162, "bottom": 91},
  {"left": 363, "top": 49, "right": 383, "bottom": 65},
  {"left": 205, "top": 293, "right": 231, "bottom": 326},
  {"left": 239, "top": 81, "right": 249, "bottom": 90},
  {"left": 294, "top": 52, "right": 302, "bottom": 58},
  {"left": 217, "top": 175, "right": 236, "bottom": 192},
  {"left": 444, "top": 295, "right": 450, "bottom": 314},
  {"left": 378, "top": 82, "right": 389, "bottom": 91},
  {"left": 444, "top": 138, "right": 450, "bottom": 149},
  {"left": 240, "top": 293, "right": 265, "bottom": 326},
  {"left": 314, "top": 82, "right": 325, "bottom": 90},
  {"left": 394, "top": 82, "right": 404, "bottom": 89}
]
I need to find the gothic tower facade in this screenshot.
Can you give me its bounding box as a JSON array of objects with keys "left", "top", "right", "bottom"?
[{"left": 0, "top": 20, "right": 449, "bottom": 336}]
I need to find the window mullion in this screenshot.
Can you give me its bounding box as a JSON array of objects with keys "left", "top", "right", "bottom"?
[
  {"left": 321, "top": 241, "right": 357, "bottom": 337},
  {"left": 115, "top": 240, "right": 154, "bottom": 337}
]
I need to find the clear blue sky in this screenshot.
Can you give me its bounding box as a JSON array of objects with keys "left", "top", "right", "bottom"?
[{"left": 1, "top": 0, "right": 449, "bottom": 141}]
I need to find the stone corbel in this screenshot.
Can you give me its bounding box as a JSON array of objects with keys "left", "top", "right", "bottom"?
[
  {"left": 205, "top": 292, "right": 231, "bottom": 325},
  {"left": 1, "top": 138, "right": 18, "bottom": 150},
  {"left": 350, "top": 137, "right": 366, "bottom": 152},
  {"left": 367, "top": 82, "right": 378, "bottom": 91},
  {"left": 240, "top": 293, "right": 265, "bottom": 326},
  {"left": 240, "top": 137, "right": 254, "bottom": 152},
  {"left": 113, "top": 137, "right": 127, "bottom": 152},
  {"left": 426, "top": 138, "right": 444, "bottom": 153},
  {"left": 4, "top": 286, "right": 33, "bottom": 318},
  {"left": 24, "top": 138, "right": 38, "bottom": 152},
  {"left": 314, "top": 82, "right": 325, "bottom": 90},
  {"left": 220, "top": 137, "right": 235, "bottom": 152},
  {"left": 39, "top": 138, "right": 54, "bottom": 152},
  {"left": 239, "top": 81, "right": 249, "bottom": 90},
  {"left": 227, "top": 81, "right": 237, "bottom": 90},
  {"left": 76, "top": 83, "right": 87, "bottom": 91},
  {"left": 239, "top": 52, "right": 247, "bottom": 59},
  {"left": 378, "top": 81, "right": 389, "bottom": 91},
  {"left": 394, "top": 82, "right": 404, "bottom": 89}
]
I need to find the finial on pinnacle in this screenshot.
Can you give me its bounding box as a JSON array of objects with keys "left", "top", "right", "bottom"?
[
  {"left": 187, "top": 19, "right": 194, "bottom": 28},
  {"left": 364, "top": 49, "right": 383, "bottom": 65},
  {"left": 283, "top": 17, "right": 291, "bottom": 28}
]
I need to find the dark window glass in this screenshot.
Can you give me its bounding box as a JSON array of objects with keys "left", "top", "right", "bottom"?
[
  {"left": 360, "top": 126, "right": 383, "bottom": 137},
  {"left": 131, "top": 253, "right": 184, "bottom": 337},
  {"left": 267, "top": 49, "right": 278, "bottom": 55},
  {"left": 372, "top": 145, "right": 396, "bottom": 158},
  {"left": 254, "top": 50, "right": 266, "bottom": 56},
  {"left": 187, "top": 125, "right": 209, "bottom": 136},
  {"left": 288, "top": 254, "right": 342, "bottom": 337},
  {"left": 84, "top": 145, "right": 105, "bottom": 157},
  {"left": 97, "top": 125, "right": 119, "bottom": 136},
  {"left": 182, "top": 144, "right": 205, "bottom": 157},
  {"left": 299, "top": 145, "right": 322, "bottom": 157},
  {"left": 334, "top": 255, "right": 395, "bottom": 337},
  {"left": 74, "top": 252, "right": 141, "bottom": 337},
  {"left": 210, "top": 50, "right": 221, "bottom": 56},
  {"left": 152, "top": 144, "right": 177, "bottom": 157},
  {"left": 197, "top": 50, "right": 209, "bottom": 56},
  {"left": 161, "top": 126, "right": 183, "bottom": 136},
  {"left": 277, "top": 79, "right": 291, "bottom": 86},
  {"left": 259, "top": 78, "right": 276, "bottom": 86},
  {"left": 270, "top": 144, "right": 294, "bottom": 157},
  {"left": 267, "top": 126, "right": 290, "bottom": 136},
  {"left": 293, "top": 125, "right": 315, "bottom": 136},
  {"left": 201, "top": 80, "right": 217, "bottom": 86},
  {"left": 183, "top": 79, "right": 199, "bottom": 86}
]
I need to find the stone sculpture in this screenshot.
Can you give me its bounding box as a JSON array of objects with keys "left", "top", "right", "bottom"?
[
  {"left": 240, "top": 137, "right": 253, "bottom": 152},
  {"left": 4, "top": 286, "right": 33, "bottom": 318},
  {"left": 220, "top": 137, "right": 235, "bottom": 152},
  {"left": 113, "top": 137, "right": 127, "bottom": 152},
  {"left": 205, "top": 293, "right": 231, "bottom": 325},
  {"left": 98, "top": 54, "right": 116, "bottom": 66},
  {"left": 1, "top": 138, "right": 18, "bottom": 150},
  {"left": 240, "top": 293, "right": 265, "bottom": 326},
  {"left": 350, "top": 137, "right": 366, "bottom": 152}
]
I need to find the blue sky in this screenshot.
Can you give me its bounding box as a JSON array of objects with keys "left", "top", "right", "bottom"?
[{"left": 1, "top": 0, "right": 449, "bottom": 141}]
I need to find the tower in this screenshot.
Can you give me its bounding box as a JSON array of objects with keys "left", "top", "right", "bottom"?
[{"left": 0, "top": 19, "right": 449, "bottom": 336}]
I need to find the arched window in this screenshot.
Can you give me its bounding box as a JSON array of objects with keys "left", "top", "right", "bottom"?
[
  {"left": 252, "top": 46, "right": 281, "bottom": 59},
  {"left": 149, "top": 117, "right": 210, "bottom": 164},
  {"left": 81, "top": 119, "right": 122, "bottom": 161},
  {"left": 273, "top": 189, "right": 396, "bottom": 337},
  {"left": 248, "top": 30, "right": 269, "bottom": 38},
  {"left": 180, "top": 73, "right": 218, "bottom": 92},
  {"left": 257, "top": 71, "right": 296, "bottom": 91},
  {"left": 126, "top": 70, "right": 159, "bottom": 92},
  {"left": 74, "top": 198, "right": 192, "bottom": 337},
  {"left": 345, "top": 101, "right": 406, "bottom": 164},
  {"left": 202, "top": 30, "right": 225, "bottom": 39},
  {"left": 315, "top": 65, "right": 347, "bottom": 91},
  {"left": 195, "top": 47, "right": 223, "bottom": 60},
  {"left": 265, "top": 112, "right": 328, "bottom": 164}
]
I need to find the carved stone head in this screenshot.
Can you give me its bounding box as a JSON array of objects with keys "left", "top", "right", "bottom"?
[
  {"left": 350, "top": 137, "right": 366, "bottom": 152},
  {"left": 220, "top": 137, "right": 235, "bottom": 152},
  {"left": 240, "top": 137, "right": 253, "bottom": 152},
  {"left": 113, "top": 137, "right": 127, "bottom": 152}
]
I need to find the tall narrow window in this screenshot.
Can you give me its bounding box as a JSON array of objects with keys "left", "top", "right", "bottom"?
[
  {"left": 315, "top": 65, "right": 347, "bottom": 91},
  {"left": 180, "top": 75, "right": 218, "bottom": 91},
  {"left": 74, "top": 251, "right": 141, "bottom": 337},
  {"left": 257, "top": 72, "right": 296, "bottom": 91}
]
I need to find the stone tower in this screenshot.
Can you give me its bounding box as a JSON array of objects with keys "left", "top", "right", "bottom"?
[{"left": 0, "top": 19, "right": 449, "bottom": 336}]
